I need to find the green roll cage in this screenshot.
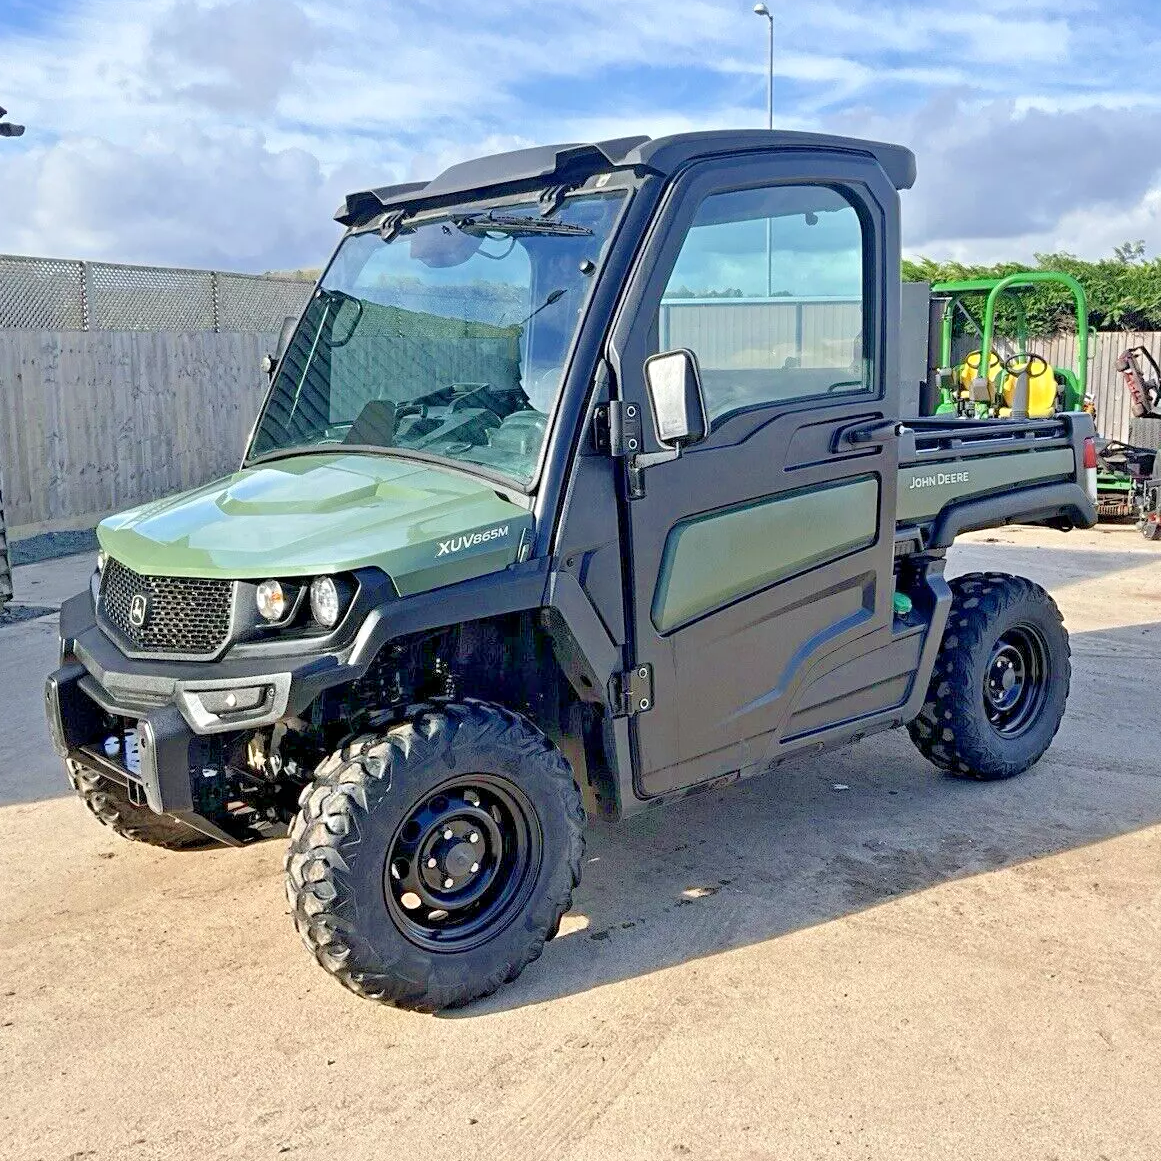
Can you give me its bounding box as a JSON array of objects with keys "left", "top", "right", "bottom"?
[{"left": 933, "top": 272, "right": 1091, "bottom": 410}]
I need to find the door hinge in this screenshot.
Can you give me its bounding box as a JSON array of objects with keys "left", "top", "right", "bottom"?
[
  {"left": 611, "top": 663, "right": 653, "bottom": 716},
  {"left": 592, "top": 399, "right": 643, "bottom": 459}
]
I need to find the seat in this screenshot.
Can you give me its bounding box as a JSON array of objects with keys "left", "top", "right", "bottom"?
[
  {"left": 344, "top": 399, "right": 398, "bottom": 447},
  {"left": 998, "top": 362, "right": 1059, "bottom": 418},
  {"left": 954, "top": 350, "right": 1004, "bottom": 402}
]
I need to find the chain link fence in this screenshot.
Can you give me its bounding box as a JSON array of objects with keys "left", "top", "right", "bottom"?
[{"left": 0, "top": 253, "right": 314, "bottom": 333}]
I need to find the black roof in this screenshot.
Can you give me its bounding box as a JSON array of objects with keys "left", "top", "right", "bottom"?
[{"left": 335, "top": 130, "right": 917, "bottom": 226}]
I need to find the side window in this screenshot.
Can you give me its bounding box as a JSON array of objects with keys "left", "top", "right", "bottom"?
[{"left": 658, "top": 185, "right": 868, "bottom": 421}]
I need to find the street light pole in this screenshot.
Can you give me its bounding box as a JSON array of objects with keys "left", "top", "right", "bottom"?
[
  {"left": 753, "top": 4, "right": 773, "bottom": 129},
  {"left": 753, "top": 5, "right": 774, "bottom": 297}
]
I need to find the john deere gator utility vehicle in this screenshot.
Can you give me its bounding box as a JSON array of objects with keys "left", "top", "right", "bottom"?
[{"left": 48, "top": 130, "right": 1098, "bottom": 1011}]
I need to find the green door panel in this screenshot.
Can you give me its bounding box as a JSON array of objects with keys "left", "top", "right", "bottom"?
[
  {"left": 896, "top": 448, "right": 1075, "bottom": 524},
  {"left": 96, "top": 453, "right": 533, "bottom": 595},
  {"left": 651, "top": 475, "right": 880, "bottom": 634}
]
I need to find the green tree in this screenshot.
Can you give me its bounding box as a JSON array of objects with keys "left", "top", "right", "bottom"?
[{"left": 902, "top": 247, "right": 1161, "bottom": 334}]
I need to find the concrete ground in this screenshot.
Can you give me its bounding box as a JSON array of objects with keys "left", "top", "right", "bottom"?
[{"left": 1, "top": 526, "right": 1159, "bottom": 1161}]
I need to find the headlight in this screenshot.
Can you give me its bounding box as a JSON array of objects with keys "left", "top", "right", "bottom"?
[
  {"left": 256, "top": 579, "right": 288, "bottom": 622},
  {"left": 310, "top": 576, "right": 342, "bottom": 629}
]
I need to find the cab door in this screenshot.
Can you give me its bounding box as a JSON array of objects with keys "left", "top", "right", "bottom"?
[{"left": 609, "top": 151, "right": 906, "bottom": 799}]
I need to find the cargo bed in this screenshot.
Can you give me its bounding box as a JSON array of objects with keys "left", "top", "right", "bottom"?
[{"left": 897, "top": 413, "right": 1097, "bottom": 547}]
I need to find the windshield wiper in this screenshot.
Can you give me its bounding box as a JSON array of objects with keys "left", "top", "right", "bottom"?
[{"left": 454, "top": 213, "right": 592, "bottom": 237}]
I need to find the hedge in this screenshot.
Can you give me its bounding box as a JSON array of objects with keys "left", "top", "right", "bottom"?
[{"left": 902, "top": 252, "right": 1161, "bottom": 335}]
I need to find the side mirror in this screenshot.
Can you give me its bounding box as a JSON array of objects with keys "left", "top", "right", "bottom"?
[
  {"left": 644, "top": 349, "right": 708, "bottom": 448},
  {"left": 262, "top": 316, "right": 298, "bottom": 380},
  {"left": 276, "top": 315, "right": 297, "bottom": 361}
]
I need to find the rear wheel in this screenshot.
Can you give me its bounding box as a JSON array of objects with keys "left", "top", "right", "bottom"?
[
  {"left": 285, "top": 701, "right": 585, "bottom": 1011},
  {"left": 67, "top": 761, "right": 215, "bottom": 850},
  {"left": 907, "top": 573, "right": 1070, "bottom": 780}
]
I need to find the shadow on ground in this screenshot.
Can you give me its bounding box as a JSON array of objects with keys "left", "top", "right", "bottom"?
[{"left": 454, "top": 616, "right": 1161, "bottom": 1015}]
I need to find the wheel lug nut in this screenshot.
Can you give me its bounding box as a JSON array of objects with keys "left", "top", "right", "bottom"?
[
  {"left": 427, "top": 857, "right": 437, "bottom": 868},
  {"left": 469, "top": 832, "right": 479, "bottom": 843},
  {"left": 443, "top": 828, "right": 453, "bottom": 840},
  {"left": 443, "top": 877, "right": 454, "bottom": 889},
  {"left": 470, "top": 862, "right": 479, "bottom": 873}
]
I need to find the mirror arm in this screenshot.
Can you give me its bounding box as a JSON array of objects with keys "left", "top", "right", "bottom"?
[
  {"left": 627, "top": 446, "right": 681, "bottom": 500},
  {"left": 633, "top": 447, "right": 681, "bottom": 470}
]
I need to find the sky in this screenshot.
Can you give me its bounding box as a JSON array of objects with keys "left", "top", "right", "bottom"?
[{"left": 2, "top": 0, "right": 1160, "bottom": 274}]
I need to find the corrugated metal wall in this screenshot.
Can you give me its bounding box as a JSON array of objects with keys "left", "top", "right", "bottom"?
[
  {"left": 0, "top": 329, "right": 272, "bottom": 537},
  {"left": 661, "top": 300, "right": 860, "bottom": 369}
]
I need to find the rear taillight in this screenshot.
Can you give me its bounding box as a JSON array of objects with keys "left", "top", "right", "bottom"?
[{"left": 1082, "top": 436, "right": 1099, "bottom": 504}]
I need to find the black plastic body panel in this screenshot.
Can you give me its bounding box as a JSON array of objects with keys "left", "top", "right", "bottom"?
[
  {"left": 607, "top": 148, "right": 908, "bottom": 802},
  {"left": 930, "top": 482, "right": 1096, "bottom": 546},
  {"left": 337, "top": 130, "right": 916, "bottom": 228}
]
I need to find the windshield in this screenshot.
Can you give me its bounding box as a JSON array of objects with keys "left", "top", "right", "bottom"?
[{"left": 249, "top": 191, "right": 625, "bottom": 486}]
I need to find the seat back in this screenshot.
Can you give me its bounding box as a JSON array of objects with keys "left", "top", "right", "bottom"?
[{"left": 344, "top": 399, "right": 398, "bottom": 446}]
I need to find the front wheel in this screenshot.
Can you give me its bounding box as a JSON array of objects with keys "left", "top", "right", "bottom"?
[
  {"left": 285, "top": 702, "right": 585, "bottom": 1011},
  {"left": 908, "top": 573, "right": 1070, "bottom": 780},
  {"left": 67, "top": 761, "right": 216, "bottom": 850}
]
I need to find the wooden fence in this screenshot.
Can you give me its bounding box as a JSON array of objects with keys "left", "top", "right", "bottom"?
[
  {"left": 0, "top": 329, "right": 272, "bottom": 540},
  {"left": 1027, "top": 331, "right": 1161, "bottom": 444}
]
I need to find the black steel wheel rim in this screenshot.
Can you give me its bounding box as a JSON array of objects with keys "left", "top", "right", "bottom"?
[
  {"left": 383, "top": 774, "right": 542, "bottom": 952},
  {"left": 982, "top": 625, "right": 1050, "bottom": 738}
]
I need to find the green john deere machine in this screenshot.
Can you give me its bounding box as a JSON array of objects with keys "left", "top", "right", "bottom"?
[
  {"left": 929, "top": 271, "right": 1133, "bottom": 517},
  {"left": 931, "top": 272, "right": 1089, "bottom": 418}
]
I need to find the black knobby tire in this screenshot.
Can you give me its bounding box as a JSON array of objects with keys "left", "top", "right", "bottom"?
[
  {"left": 907, "top": 572, "right": 1070, "bottom": 780},
  {"left": 1128, "top": 415, "right": 1161, "bottom": 453},
  {"left": 67, "top": 762, "right": 215, "bottom": 850},
  {"left": 285, "top": 701, "right": 585, "bottom": 1011}
]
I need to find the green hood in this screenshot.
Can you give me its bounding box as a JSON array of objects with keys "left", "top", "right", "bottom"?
[{"left": 97, "top": 453, "right": 533, "bottom": 596}]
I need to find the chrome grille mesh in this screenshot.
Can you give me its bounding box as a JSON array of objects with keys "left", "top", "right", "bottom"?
[{"left": 99, "top": 558, "right": 233, "bottom": 656}]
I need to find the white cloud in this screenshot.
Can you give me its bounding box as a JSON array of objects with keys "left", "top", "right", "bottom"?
[
  {"left": 146, "top": 0, "right": 320, "bottom": 115},
  {"left": 0, "top": 129, "right": 334, "bottom": 268},
  {"left": 0, "top": 0, "right": 1158, "bottom": 269},
  {"left": 848, "top": 97, "right": 1161, "bottom": 262}
]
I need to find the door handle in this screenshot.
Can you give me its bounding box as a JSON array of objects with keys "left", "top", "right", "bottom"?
[{"left": 839, "top": 420, "right": 904, "bottom": 447}]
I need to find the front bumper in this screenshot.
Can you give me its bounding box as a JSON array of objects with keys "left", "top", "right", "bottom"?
[
  {"left": 45, "top": 589, "right": 374, "bottom": 841},
  {"left": 45, "top": 558, "right": 553, "bottom": 835}
]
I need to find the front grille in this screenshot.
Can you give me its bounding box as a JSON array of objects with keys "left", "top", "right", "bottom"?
[{"left": 99, "top": 558, "right": 234, "bottom": 657}]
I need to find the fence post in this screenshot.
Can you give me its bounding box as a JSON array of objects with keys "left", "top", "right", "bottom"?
[
  {"left": 80, "top": 260, "right": 93, "bottom": 330},
  {"left": 211, "top": 271, "right": 220, "bottom": 332}
]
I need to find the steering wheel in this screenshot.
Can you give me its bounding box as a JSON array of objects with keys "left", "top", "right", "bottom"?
[
  {"left": 963, "top": 349, "right": 1001, "bottom": 374},
  {"left": 1002, "top": 352, "right": 1049, "bottom": 378}
]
